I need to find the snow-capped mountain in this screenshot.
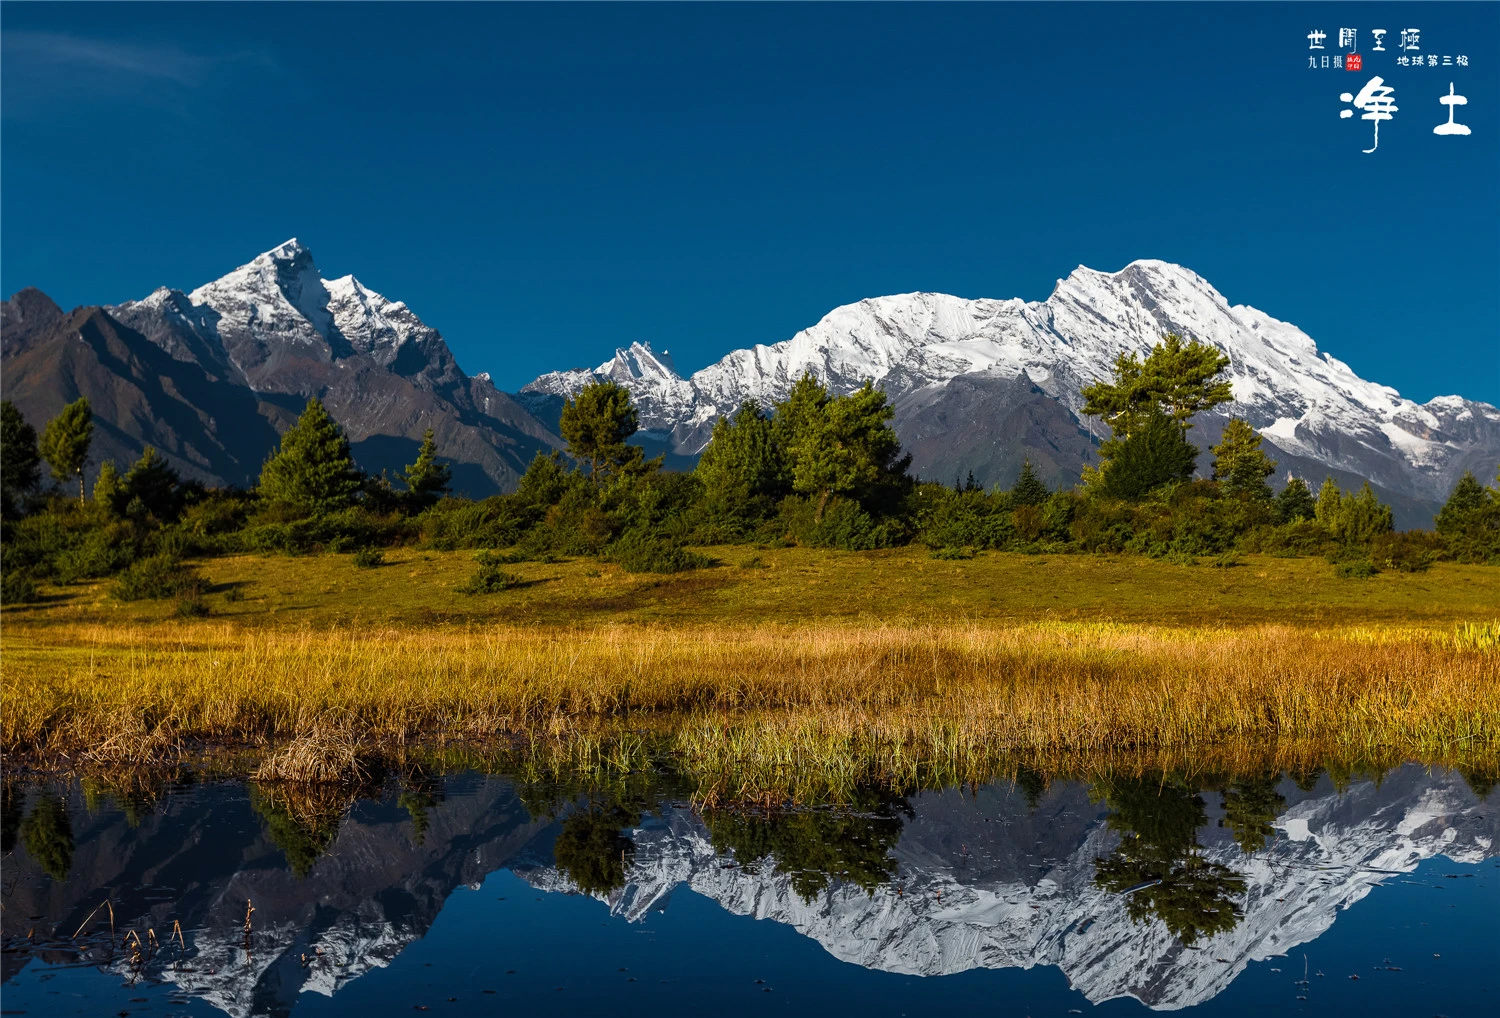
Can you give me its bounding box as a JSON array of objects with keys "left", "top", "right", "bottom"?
[
  {"left": 523, "top": 261, "right": 1500, "bottom": 519},
  {"left": 524, "top": 766, "right": 1498, "bottom": 1011},
  {"left": 3, "top": 240, "right": 560, "bottom": 492},
  {"left": 115, "top": 239, "right": 465, "bottom": 391}
]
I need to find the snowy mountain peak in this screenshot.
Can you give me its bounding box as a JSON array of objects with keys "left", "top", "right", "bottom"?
[
  {"left": 108, "top": 239, "right": 463, "bottom": 394},
  {"left": 598, "top": 341, "right": 682, "bottom": 381},
  {"left": 261, "top": 237, "right": 311, "bottom": 263}
]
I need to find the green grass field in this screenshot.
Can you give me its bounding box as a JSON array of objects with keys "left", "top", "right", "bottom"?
[{"left": 7, "top": 546, "right": 1500, "bottom": 631}]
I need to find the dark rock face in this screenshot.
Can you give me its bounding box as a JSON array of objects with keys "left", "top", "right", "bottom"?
[
  {"left": 1, "top": 302, "right": 282, "bottom": 488},
  {"left": 890, "top": 372, "right": 1103, "bottom": 491}
]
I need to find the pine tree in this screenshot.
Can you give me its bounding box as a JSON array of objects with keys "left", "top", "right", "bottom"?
[
  {"left": 1274, "top": 476, "right": 1316, "bottom": 523},
  {"left": 1435, "top": 471, "right": 1490, "bottom": 534},
  {"left": 401, "top": 429, "right": 452, "bottom": 509},
  {"left": 1314, "top": 476, "right": 1345, "bottom": 532},
  {"left": 559, "top": 381, "right": 645, "bottom": 483},
  {"left": 1081, "top": 333, "right": 1227, "bottom": 500},
  {"left": 1, "top": 400, "right": 42, "bottom": 516},
  {"left": 92, "top": 461, "right": 125, "bottom": 515},
  {"left": 770, "top": 372, "right": 831, "bottom": 491},
  {"left": 696, "top": 400, "right": 784, "bottom": 522},
  {"left": 1081, "top": 332, "right": 1232, "bottom": 438},
  {"left": 1010, "top": 460, "right": 1050, "bottom": 507},
  {"left": 122, "top": 446, "right": 182, "bottom": 520},
  {"left": 1098, "top": 405, "right": 1199, "bottom": 500},
  {"left": 787, "top": 381, "right": 909, "bottom": 520},
  {"left": 39, "top": 397, "right": 93, "bottom": 504},
  {"left": 258, "top": 399, "right": 364, "bottom": 515},
  {"left": 1211, "top": 418, "right": 1276, "bottom": 499},
  {"left": 1434, "top": 470, "right": 1500, "bottom": 561},
  {"left": 1340, "top": 482, "right": 1394, "bottom": 544}
]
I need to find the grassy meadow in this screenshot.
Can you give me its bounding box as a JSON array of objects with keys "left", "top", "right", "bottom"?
[
  {"left": 4, "top": 547, "right": 1498, "bottom": 797},
  {"left": 7, "top": 544, "right": 1500, "bottom": 629}
]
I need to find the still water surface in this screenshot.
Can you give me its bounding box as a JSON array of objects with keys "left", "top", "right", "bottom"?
[{"left": 3, "top": 764, "right": 1496, "bottom": 1016}]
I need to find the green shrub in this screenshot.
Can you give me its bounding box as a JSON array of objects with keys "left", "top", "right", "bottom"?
[
  {"left": 930, "top": 546, "right": 974, "bottom": 560},
  {"left": 113, "top": 554, "right": 201, "bottom": 601},
  {"left": 1372, "top": 531, "right": 1439, "bottom": 573},
  {"left": 1248, "top": 518, "right": 1333, "bottom": 558},
  {"left": 778, "top": 495, "right": 900, "bottom": 551},
  {"left": 233, "top": 507, "right": 414, "bottom": 555},
  {"left": 352, "top": 547, "right": 385, "bottom": 569},
  {"left": 53, "top": 524, "right": 141, "bottom": 582},
  {"left": 175, "top": 592, "right": 210, "bottom": 617},
  {"left": 1334, "top": 559, "right": 1378, "bottom": 579},
  {"left": 1, "top": 568, "right": 40, "bottom": 604},
  {"left": 609, "top": 533, "right": 713, "bottom": 573},
  {"left": 419, "top": 495, "right": 534, "bottom": 550},
  {"left": 458, "top": 551, "right": 523, "bottom": 594}
]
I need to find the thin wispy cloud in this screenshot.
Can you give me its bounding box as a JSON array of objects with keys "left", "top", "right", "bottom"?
[{"left": 1, "top": 30, "right": 282, "bottom": 118}]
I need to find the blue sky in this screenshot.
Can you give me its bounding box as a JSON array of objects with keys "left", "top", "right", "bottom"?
[{"left": 3, "top": 3, "right": 1496, "bottom": 403}]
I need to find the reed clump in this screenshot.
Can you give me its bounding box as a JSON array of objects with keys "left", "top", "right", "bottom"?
[
  {"left": 253, "top": 722, "right": 368, "bottom": 785},
  {"left": 4, "top": 620, "right": 1497, "bottom": 781}
]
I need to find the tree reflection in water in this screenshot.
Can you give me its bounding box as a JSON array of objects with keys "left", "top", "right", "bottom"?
[
  {"left": 1219, "top": 771, "right": 1286, "bottom": 855},
  {"left": 398, "top": 769, "right": 446, "bottom": 846},
  {"left": 249, "top": 783, "right": 352, "bottom": 878},
  {"left": 521, "top": 765, "right": 671, "bottom": 897},
  {"left": 703, "top": 787, "right": 912, "bottom": 902},
  {"left": 554, "top": 804, "right": 641, "bottom": 895},
  {"left": 0, "top": 780, "right": 23, "bottom": 855},
  {"left": 1092, "top": 776, "right": 1247, "bottom": 946},
  {"left": 18, "top": 793, "right": 74, "bottom": 882}
]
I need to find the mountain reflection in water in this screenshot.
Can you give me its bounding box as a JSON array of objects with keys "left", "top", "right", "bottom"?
[{"left": 2, "top": 764, "right": 1496, "bottom": 1016}]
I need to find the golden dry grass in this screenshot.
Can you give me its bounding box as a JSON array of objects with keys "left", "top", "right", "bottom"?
[{"left": 5, "top": 620, "right": 1496, "bottom": 782}]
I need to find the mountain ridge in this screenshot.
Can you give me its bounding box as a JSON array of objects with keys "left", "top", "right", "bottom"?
[
  {"left": 522, "top": 259, "right": 1500, "bottom": 521},
  {"left": 4, "top": 244, "right": 1494, "bottom": 521}
]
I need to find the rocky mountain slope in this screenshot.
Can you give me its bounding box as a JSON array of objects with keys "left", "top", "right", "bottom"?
[
  {"left": 524, "top": 261, "right": 1500, "bottom": 523},
  {"left": 2, "top": 241, "right": 560, "bottom": 493}
]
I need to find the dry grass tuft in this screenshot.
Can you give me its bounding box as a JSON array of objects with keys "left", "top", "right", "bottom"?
[{"left": 253, "top": 722, "right": 367, "bottom": 785}]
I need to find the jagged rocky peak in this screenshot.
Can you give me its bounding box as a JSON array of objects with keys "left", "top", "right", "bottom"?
[
  {"left": 111, "top": 238, "right": 459, "bottom": 380},
  {"left": 604, "top": 341, "right": 679, "bottom": 380}
]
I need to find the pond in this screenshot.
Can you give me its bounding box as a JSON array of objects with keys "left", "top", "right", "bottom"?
[{"left": 2, "top": 763, "right": 1496, "bottom": 1016}]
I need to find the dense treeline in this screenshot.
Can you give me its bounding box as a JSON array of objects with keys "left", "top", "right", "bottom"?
[{"left": 2, "top": 332, "right": 1498, "bottom": 607}]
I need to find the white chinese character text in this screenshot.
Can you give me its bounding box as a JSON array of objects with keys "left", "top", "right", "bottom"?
[
  {"left": 1340, "top": 77, "right": 1398, "bottom": 153},
  {"left": 1433, "top": 83, "right": 1471, "bottom": 136}
]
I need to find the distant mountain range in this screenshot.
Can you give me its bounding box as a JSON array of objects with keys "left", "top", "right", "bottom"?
[
  {"left": 4, "top": 241, "right": 1495, "bottom": 523},
  {"left": 524, "top": 260, "right": 1500, "bottom": 526}
]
